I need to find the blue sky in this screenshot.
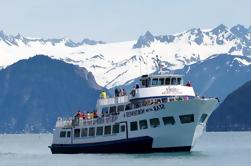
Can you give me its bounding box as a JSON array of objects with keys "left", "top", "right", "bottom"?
[{"left": 0, "top": 0, "right": 250, "bottom": 42}]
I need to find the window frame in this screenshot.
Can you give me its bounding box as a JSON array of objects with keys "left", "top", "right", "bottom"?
[
  {"left": 109, "top": 106, "right": 117, "bottom": 114},
  {"left": 112, "top": 124, "right": 120, "bottom": 134},
  {"left": 165, "top": 77, "right": 171, "bottom": 85},
  {"left": 81, "top": 128, "right": 88, "bottom": 137},
  {"left": 152, "top": 78, "right": 158, "bottom": 86},
  {"left": 125, "top": 103, "right": 132, "bottom": 111},
  {"left": 67, "top": 131, "right": 71, "bottom": 138},
  {"left": 179, "top": 114, "right": 195, "bottom": 124},
  {"left": 159, "top": 78, "right": 165, "bottom": 85},
  {"left": 177, "top": 77, "right": 182, "bottom": 85},
  {"left": 104, "top": 125, "right": 112, "bottom": 135},
  {"left": 88, "top": 127, "right": 95, "bottom": 137},
  {"left": 139, "top": 119, "right": 148, "bottom": 129},
  {"left": 102, "top": 107, "right": 109, "bottom": 114},
  {"left": 60, "top": 131, "right": 66, "bottom": 138},
  {"left": 120, "top": 125, "right": 125, "bottom": 132},
  {"left": 199, "top": 114, "right": 208, "bottom": 123},
  {"left": 130, "top": 121, "right": 138, "bottom": 131},
  {"left": 150, "top": 118, "right": 160, "bottom": 128},
  {"left": 171, "top": 77, "right": 177, "bottom": 85},
  {"left": 117, "top": 105, "right": 124, "bottom": 112},
  {"left": 74, "top": 128, "right": 81, "bottom": 138},
  {"left": 96, "top": 126, "right": 103, "bottom": 136},
  {"left": 162, "top": 116, "right": 175, "bottom": 125}
]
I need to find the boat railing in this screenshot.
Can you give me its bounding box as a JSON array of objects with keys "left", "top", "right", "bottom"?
[
  {"left": 96, "top": 95, "right": 129, "bottom": 106},
  {"left": 56, "top": 115, "right": 119, "bottom": 128},
  {"left": 56, "top": 117, "right": 73, "bottom": 128}
]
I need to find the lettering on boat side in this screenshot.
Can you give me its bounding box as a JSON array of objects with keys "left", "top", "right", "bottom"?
[
  {"left": 161, "top": 88, "right": 182, "bottom": 95},
  {"left": 124, "top": 104, "right": 165, "bottom": 117}
]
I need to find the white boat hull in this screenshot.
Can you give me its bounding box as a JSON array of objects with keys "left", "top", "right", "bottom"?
[{"left": 49, "top": 98, "right": 218, "bottom": 153}]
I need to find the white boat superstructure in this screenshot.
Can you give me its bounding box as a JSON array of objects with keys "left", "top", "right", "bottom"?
[{"left": 49, "top": 72, "right": 219, "bottom": 154}]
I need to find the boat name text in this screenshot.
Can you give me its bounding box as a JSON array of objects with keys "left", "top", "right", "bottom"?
[{"left": 124, "top": 104, "right": 165, "bottom": 117}]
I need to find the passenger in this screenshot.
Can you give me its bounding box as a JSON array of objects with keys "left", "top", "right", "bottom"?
[
  {"left": 135, "top": 83, "right": 140, "bottom": 89},
  {"left": 74, "top": 110, "right": 81, "bottom": 118},
  {"left": 79, "top": 112, "right": 84, "bottom": 119},
  {"left": 119, "top": 88, "right": 123, "bottom": 96},
  {"left": 122, "top": 88, "right": 127, "bottom": 96},
  {"left": 82, "top": 113, "right": 86, "bottom": 119},
  {"left": 100, "top": 90, "right": 107, "bottom": 99},
  {"left": 87, "top": 112, "right": 90, "bottom": 119},
  {"left": 186, "top": 81, "right": 192, "bottom": 87},
  {"left": 130, "top": 86, "right": 136, "bottom": 97},
  {"left": 115, "top": 88, "right": 119, "bottom": 97},
  {"left": 93, "top": 112, "right": 98, "bottom": 118},
  {"left": 90, "top": 112, "right": 93, "bottom": 119}
]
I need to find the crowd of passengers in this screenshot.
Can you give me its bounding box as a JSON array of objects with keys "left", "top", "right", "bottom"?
[
  {"left": 100, "top": 83, "right": 141, "bottom": 99},
  {"left": 73, "top": 81, "right": 194, "bottom": 124},
  {"left": 74, "top": 111, "right": 98, "bottom": 120}
]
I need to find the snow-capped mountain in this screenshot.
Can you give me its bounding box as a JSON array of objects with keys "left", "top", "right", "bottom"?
[
  {"left": 121, "top": 54, "right": 251, "bottom": 101},
  {"left": 1, "top": 24, "right": 251, "bottom": 88}
]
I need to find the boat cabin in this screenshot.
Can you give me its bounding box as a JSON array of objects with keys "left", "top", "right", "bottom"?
[{"left": 140, "top": 74, "right": 184, "bottom": 88}]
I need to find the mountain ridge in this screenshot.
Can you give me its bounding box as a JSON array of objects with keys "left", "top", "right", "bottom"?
[
  {"left": 0, "top": 55, "right": 102, "bottom": 133},
  {"left": 207, "top": 79, "right": 251, "bottom": 131},
  {"left": 0, "top": 30, "right": 105, "bottom": 47},
  {"left": 1, "top": 24, "right": 251, "bottom": 88}
]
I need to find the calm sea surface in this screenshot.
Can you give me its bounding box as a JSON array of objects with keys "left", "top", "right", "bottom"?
[{"left": 0, "top": 132, "right": 251, "bottom": 166}]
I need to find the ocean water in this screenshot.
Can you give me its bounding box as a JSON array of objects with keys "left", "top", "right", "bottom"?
[{"left": 0, "top": 132, "right": 251, "bottom": 166}]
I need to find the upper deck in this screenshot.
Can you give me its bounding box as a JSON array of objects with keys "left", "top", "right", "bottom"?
[{"left": 96, "top": 73, "right": 195, "bottom": 107}]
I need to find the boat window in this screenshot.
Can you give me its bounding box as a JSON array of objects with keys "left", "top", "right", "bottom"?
[
  {"left": 125, "top": 103, "right": 132, "bottom": 111},
  {"left": 159, "top": 78, "right": 165, "bottom": 85},
  {"left": 150, "top": 118, "right": 160, "bottom": 128},
  {"left": 104, "top": 125, "right": 111, "bottom": 135},
  {"left": 60, "top": 131, "right": 66, "bottom": 138},
  {"left": 134, "top": 102, "right": 141, "bottom": 108},
  {"left": 109, "top": 106, "right": 117, "bottom": 114},
  {"left": 146, "top": 78, "right": 150, "bottom": 87},
  {"left": 117, "top": 105, "right": 124, "bottom": 112},
  {"left": 102, "top": 107, "right": 109, "bottom": 114},
  {"left": 199, "top": 114, "right": 208, "bottom": 123},
  {"left": 165, "top": 77, "right": 170, "bottom": 85},
  {"left": 112, "top": 124, "right": 120, "bottom": 134},
  {"left": 179, "top": 114, "right": 194, "bottom": 124},
  {"left": 177, "top": 77, "right": 181, "bottom": 85},
  {"left": 120, "top": 125, "right": 125, "bottom": 132},
  {"left": 96, "top": 126, "right": 103, "bottom": 136},
  {"left": 74, "top": 129, "right": 80, "bottom": 138},
  {"left": 152, "top": 78, "right": 158, "bottom": 86},
  {"left": 161, "top": 98, "right": 168, "bottom": 103},
  {"left": 130, "top": 121, "right": 138, "bottom": 131},
  {"left": 142, "top": 79, "right": 146, "bottom": 87},
  {"left": 81, "top": 128, "right": 88, "bottom": 137},
  {"left": 67, "top": 131, "right": 71, "bottom": 137},
  {"left": 142, "top": 78, "right": 150, "bottom": 88},
  {"left": 171, "top": 77, "right": 177, "bottom": 85},
  {"left": 139, "top": 120, "right": 148, "bottom": 129},
  {"left": 162, "top": 116, "right": 175, "bottom": 125},
  {"left": 89, "top": 127, "right": 95, "bottom": 137}
]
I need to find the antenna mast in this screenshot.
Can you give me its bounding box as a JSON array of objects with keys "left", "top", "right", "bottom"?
[{"left": 156, "top": 55, "right": 163, "bottom": 74}]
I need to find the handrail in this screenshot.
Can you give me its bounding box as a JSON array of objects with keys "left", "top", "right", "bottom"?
[
  {"left": 96, "top": 95, "right": 129, "bottom": 106},
  {"left": 55, "top": 115, "right": 119, "bottom": 128}
]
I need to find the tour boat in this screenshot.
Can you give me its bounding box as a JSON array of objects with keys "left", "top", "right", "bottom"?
[{"left": 49, "top": 71, "right": 219, "bottom": 154}]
